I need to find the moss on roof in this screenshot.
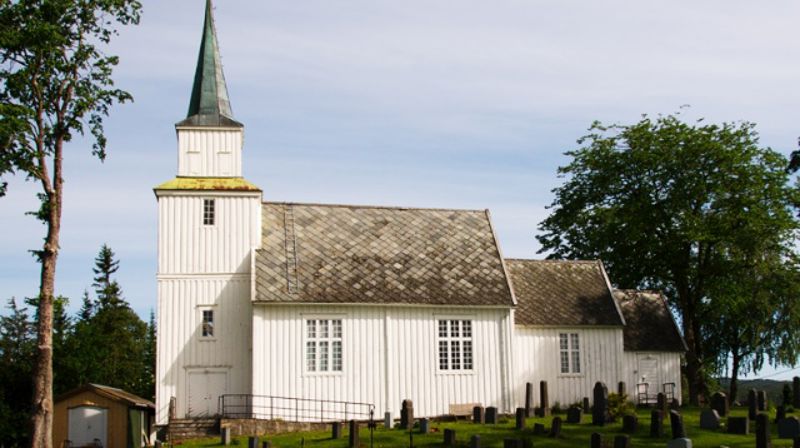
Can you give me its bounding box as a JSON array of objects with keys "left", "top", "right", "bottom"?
[{"left": 155, "top": 177, "right": 261, "bottom": 192}]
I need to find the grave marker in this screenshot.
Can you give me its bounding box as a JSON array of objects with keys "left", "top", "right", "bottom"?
[
  {"left": 486, "top": 407, "right": 498, "bottom": 424},
  {"left": 348, "top": 420, "right": 359, "bottom": 448},
  {"left": 622, "top": 414, "right": 638, "bottom": 433},
  {"left": 757, "top": 413, "right": 772, "bottom": 448},
  {"left": 550, "top": 416, "right": 563, "bottom": 438},
  {"left": 711, "top": 392, "right": 729, "bottom": 417},
  {"left": 539, "top": 381, "right": 550, "bottom": 417},
  {"left": 592, "top": 382, "right": 608, "bottom": 426},
  {"left": 728, "top": 416, "right": 750, "bottom": 435},
  {"left": 699, "top": 409, "right": 720, "bottom": 430},
  {"left": 473, "top": 406, "right": 485, "bottom": 424},
  {"left": 525, "top": 383, "right": 533, "bottom": 417},
  {"left": 650, "top": 410, "right": 664, "bottom": 437},
  {"left": 669, "top": 410, "right": 686, "bottom": 439},
  {"left": 566, "top": 406, "right": 582, "bottom": 424},
  {"left": 778, "top": 417, "right": 800, "bottom": 440}
]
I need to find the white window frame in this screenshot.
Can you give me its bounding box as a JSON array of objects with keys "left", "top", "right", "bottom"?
[
  {"left": 558, "top": 332, "right": 582, "bottom": 375},
  {"left": 303, "top": 316, "right": 344, "bottom": 376},
  {"left": 436, "top": 317, "right": 475, "bottom": 374},
  {"left": 198, "top": 306, "right": 217, "bottom": 341},
  {"left": 203, "top": 199, "right": 215, "bottom": 226}
]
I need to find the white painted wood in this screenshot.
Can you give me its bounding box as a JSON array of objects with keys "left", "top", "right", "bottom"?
[
  {"left": 68, "top": 406, "right": 107, "bottom": 447},
  {"left": 176, "top": 128, "right": 243, "bottom": 177},
  {"left": 623, "top": 351, "right": 683, "bottom": 404},
  {"left": 187, "top": 370, "right": 228, "bottom": 417},
  {"left": 513, "top": 327, "right": 625, "bottom": 409},
  {"left": 251, "top": 305, "right": 514, "bottom": 419}
]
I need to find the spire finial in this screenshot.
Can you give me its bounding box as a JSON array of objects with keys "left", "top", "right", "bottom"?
[{"left": 178, "top": 0, "right": 242, "bottom": 127}]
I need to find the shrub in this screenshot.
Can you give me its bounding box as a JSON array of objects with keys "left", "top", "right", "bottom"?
[{"left": 607, "top": 392, "right": 635, "bottom": 420}]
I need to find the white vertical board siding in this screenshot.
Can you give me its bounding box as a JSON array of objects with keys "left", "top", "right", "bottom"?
[
  {"left": 513, "top": 327, "right": 624, "bottom": 408},
  {"left": 177, "top": 128, "right": 243, "bottom": 177},
  {"left": 622, "top": 352, "right": 682, "bottom": 404},
  {"left": 156, "top": 277, "right": 252, "bottom": 424},
  {"left": 253, "top": 305, "right": 513, "bottom": 419},
  {"left": 157, "top": 195, "right": 261, "bottom": 275}
]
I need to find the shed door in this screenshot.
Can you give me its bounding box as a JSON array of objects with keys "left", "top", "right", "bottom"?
[
  {"left": 638, "top": 355, "right": 660, "bottom": 392},
  {"left": 68, "top": 406, "right": 107, "bottom": 447},
  {"left": 187, "top": 371, "right": 227, "bottom": 417}
]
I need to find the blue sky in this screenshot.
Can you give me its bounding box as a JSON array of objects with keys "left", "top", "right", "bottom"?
[{"left": 1, "top": 1, "right": 799, "bottom": 378}]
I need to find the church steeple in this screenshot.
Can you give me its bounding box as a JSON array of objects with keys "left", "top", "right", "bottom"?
[{"left": 177, "top": 0, "right": 242, "bottom": 128}]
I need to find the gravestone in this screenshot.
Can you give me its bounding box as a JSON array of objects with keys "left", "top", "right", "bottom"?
[
  {"left": 666, "top": 438, "right": 693, "bottom": 448},
  {"left": 622, "top": 414, "right": 638, "bottom": 433},
  {"left": 221, "top": 427, "right": 231, "bottom": 446},
  {"left": 470, "top": 435, "right": 480, "bottom": 448},
  {"left": 657, "top": 393, "right": 667, "bottom": 414},
  {"left": 384, "top": 412, "right": 392, "bottom": 429},
  {"left": 486, "top": 407, "right": 498, "bottom": 424},
  {"left": 473, "top": 406, "right": 485, "bottom": 424},
  {"left": 757, "top": 413, "right": 772, "bottom": 448},
  {"left": 331, "top": 422, "right": 342, "bottom": 439},
  {"left": 711, "top": 392, "right": 729, "bottom": 417},
  {"left": 533, "top": 423, "right": 545, "bottom": 435},
  {"left": 444, "top": 429, "right": 456, "bottom": 447},
  {"left": 669, "top": 410, "right": 686, "bottom": 439},
  {"left": 348, "top": 420, "right": 359, "bottom": 448},
  {"left": 618, "top": 381, "right": 626, "bottom": 397},
  {"left": 778, "top": 417, "right": 800, "bottom": 440},
  {"left": 614, "top": 435, "right": 630, "bottom": 448},
  {"left": 699, "top": 409, "right": 720, "bottom": 430},
  {"left": 525, "top": 382, "right": 533, "bottom": 417},
  {"left": 795, "top": 437, "right": 800, "bottom": 448},
  {"left": 261, "top": 442, "right": 271, "bottom": 448},
  {"left": 650, "top": 410, "right": 664, "bottom": 437},
  {"left": 758, "top": 390, "right": 768, "bottom": 412},
  {"left": 419, "top": 418, "right": 429, "bottom": 434},
  {"left": 539, "top": 381, "right": 550, "bottom": 417},
  {"left": 727, "top": 416, "right": 750, "bottom": 435},
  {"left": 583, "top": 397, "right": 590, "bottom": 413},
  {"left": 503, "top": 439, "right": 522, "bottom": 448},
  {"left": 778, "top": 405, "right": 787, "bottom": 424},
  {"left": 749, "top": 389, "right": 759, "bottom": 421},
  {"left": 549, "top": 416, "right": 563, "bottom": 438},
  {"left": 566, "top": 406, "right": 582, "bottom": 424},
  {"left": 515, "top": 408, "right": 525, "bottom": 430},
  {"left": 592, "top": 382, "right": 608, "bottom": 426},
  {"left": 590, "top": 433, "right": 602, "bottom": 448},
  {"left": 670, "top": 398, "right": 680, "bottom": 410},
  {"left": 522, "top": 439, "right": 533, "bottom": 448},
  {"left": 794, "top": 377, "right": 800, "bottom": 408},
  {"left": 248, "top": 437, "right": 258, "bottom": 448},
  {"left": 400, "top": 399, "right": 414, "bottom": 431}
]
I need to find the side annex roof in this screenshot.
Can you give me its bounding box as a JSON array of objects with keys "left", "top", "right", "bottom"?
[
  {"left": 614, "top": 289, "right": 688, "bottom": 352},
  {"left": 254, "top": 202, "right": 516, "bottom": 306},
  {"left": 506, "top": 259, "right": 625, "bottom": 326}
]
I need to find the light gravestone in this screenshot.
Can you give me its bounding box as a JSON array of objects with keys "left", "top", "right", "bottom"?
[
  {"left": 592, "top": 382, "right": 608, "bottom": 426},
  {"left": 666, "top": 438, "right": 693, "bottom": 448},
  {"left": 699, "top": 409, "right": 720, "bottom": 430},
  {"left": 220, "top": 427, "right": 231, "bottom": 446},
  {"left": 383, "top": 412, "right": 392, "bottom": 429},
  {"left": 778, "top": 417, "right": 800, "bottom": 440},
  {"left": 711, "top": 391, "right": 729, "bottom": 417}
]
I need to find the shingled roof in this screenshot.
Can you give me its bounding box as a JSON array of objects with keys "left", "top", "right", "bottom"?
[
  {"left": 254, "top": 202, "right": 515, "bottom": 306},
  {"left": 506, "top": 259, "right": 624, "bottom": 326},
  {"left": 614, "top": 290, "right": 687, "bottom": 352}
]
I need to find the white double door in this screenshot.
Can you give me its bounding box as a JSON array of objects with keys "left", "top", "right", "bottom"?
[
  {"left": 187, "top": 370, "right": 227, "bottom": 417},
  {"left": 68, "top": 406, "right": 107, "bottom": 447}
]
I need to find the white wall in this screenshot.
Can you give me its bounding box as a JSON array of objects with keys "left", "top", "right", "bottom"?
[
  {"left": 252, "top": 305, "right": 514, "bottom": 419},
  {"left": 176, "top": 128, "right": 243, "bottom": 177},
  {"left": 513, "top": 327, "right": 625, "bottom": 409},
  {"left": 622, "top": 351, "right": 683, "bottom": 404}
]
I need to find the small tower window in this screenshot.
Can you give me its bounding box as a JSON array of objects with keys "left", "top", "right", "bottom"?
[
  {"left": 202, "top": 309, "right": 214, "bottom": 338},
  {"left": 203, "top": 199, "right": 215, "bottom": 225}
]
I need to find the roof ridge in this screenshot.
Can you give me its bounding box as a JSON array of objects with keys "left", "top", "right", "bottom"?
[
  {"left": 505, "top": 258, "right": 600, "bottom": 264},
  {"left": 262, "top": 200, "right": 488, "bottom": 213}
]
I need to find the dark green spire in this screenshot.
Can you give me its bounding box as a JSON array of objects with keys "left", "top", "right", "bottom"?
[{"left": 177, "top": 0, "right": 242, "bottom": 127}]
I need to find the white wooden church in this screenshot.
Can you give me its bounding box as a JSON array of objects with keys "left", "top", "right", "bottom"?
[{"left": 155, "top": 0, "right": 686, "bottom": 426}]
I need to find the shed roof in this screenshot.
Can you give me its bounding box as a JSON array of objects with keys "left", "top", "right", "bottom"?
[
  {"left": 614, "top": 289, "right": 688, "bottom": 352},
  {"left": 254, "top": 202, "right": 515, "bottom": 306},
  {"left": 55, "top": 384, "right": 155, "bottom": 409},
  {"left": 506, "top": 259, "right": 624, "bottom": 326}
]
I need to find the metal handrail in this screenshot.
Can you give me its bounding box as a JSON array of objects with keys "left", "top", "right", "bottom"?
[{"left": 219, "top": 394, "right": 375, "bottom": 423}]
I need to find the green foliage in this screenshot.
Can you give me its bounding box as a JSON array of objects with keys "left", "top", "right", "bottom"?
[
  {"left": 537, "top": 111, "right": 800, "bottom": 402},
  {"left": 606, "top": 392, "right": 634, "bottom": 420},
  {"left": 0, "top": 298, "right": 35, "bottom": 447}
]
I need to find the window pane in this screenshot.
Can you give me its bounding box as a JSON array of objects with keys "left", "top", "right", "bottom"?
[
  {"left": 462, "top": 320, "right": 472, "bottom": 337},
  {"left": 202, "top": 310, "right": 214, "bottom": 337},
  {"left": 320, "top": 341, "right": 329, "bottom": 371},
  {"left": 450, "top": 320, "right": 460, "bottom": 337},
  {"left": 307, "top": 320, "right": 316, "bottom": 339},
  {"left": 438, "top": 320, "right": 447, "bottom": 338},
  {"left": 203, "top": 199, "right": 215, "bottom": 226},
  {"left": 560, "top": 351, "right": 569, "bottom": 373},
  {"left": 463, "top": 341, "right": 473, "bottom": 370},
  {"left": 320, "top": 319, "right": 329, "bottom": 338},
  {"left": 572, "top": 350, "right": 581, "bottom": 373},
  {"left": 439, "top": 340, "right": 449, "bottom": 370},
  {"left": 451, "top": 341, "right": 461, "bottom": 370},
  {"left": 333, "top": 320, "right": 342, "bottom": 338},
  {"left": 559, "top": 333, "right": 568, "bottom": 350},
  {"left": 333, "top": 341, "right": 342, "bottom": 371},
  {"left": 570, "top": 333, "right": 580, "bottom": 350},
  {"left": 306, "top": 341, "right": 316, "bottom": 372}
]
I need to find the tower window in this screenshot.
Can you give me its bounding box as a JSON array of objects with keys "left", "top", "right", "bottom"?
[
  {"left": 203, "top": 199, "right": 215, "bottom": 226},
  {"left": 201, "top": 309, "right": 214, "bottom": 338}
]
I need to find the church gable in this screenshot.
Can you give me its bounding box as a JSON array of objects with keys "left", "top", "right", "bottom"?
[{"left": 254, "top": 202, "right": 515, "bottom": 306}]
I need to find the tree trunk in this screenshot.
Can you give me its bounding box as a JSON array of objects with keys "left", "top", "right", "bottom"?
[{"left": 729, "top": 350, "right": 741, "bottom": 403}]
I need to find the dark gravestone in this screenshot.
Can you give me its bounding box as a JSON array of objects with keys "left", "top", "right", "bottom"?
[
  {"left": 592, "top": 382, "right": 608, "bottom": 426},
  {"left": 566, "top": 406, "right": 582, "bottom": 424},
  {"left": 444, "top": 429, "right": 456, "bottom": 447},
  {"left": 618, "top": 381, "right": 626, "bottom": 397},
  {"left": 503, "top": 439, "right": 522, "bottom": 448},
  {"left": 614, "top": 435, "right": 631, "bottom": 448},
  {"left": 669, "top": 410, "right": 686, "bottom": 439},
  {"left": 473, "top": 406, "right": 485, "bottom": 424},
  {"left": 590, "top": 432, "right": 602, "bottom": 448},
  {"left": 757, "top": 413, "right": 772, "bottom": 448},
  {"left": 515, "top": 408, "right": 525, "bottom": 430},
  {"left": 778, "top": 405, "right": 787, "bottom": 424},
  {"left": 728, "top": 416, "right": 750, "bottom": 435},
  {"left": 220, "top": 427, "right": 231, "bottom": 446},
  {"left": 522, "top": 439, "right": 533, "bottom": 448},
  {"left": 419, "top": 418, "right": 429, "bottom": 434},
  {"left": 486, "top": 407, "right": 498, "bottom": 424},
  {"left": 400, "top": 399, "right": 414, "bottom": 431},
  {"left": 699, "top": 409, "right": 720, "bottom": 430},
  {"left": 261, "top": 442, "right": 271, "bottom": 448},
  {"left": 525, "top": 382, "right": 533, "bottom": 417},
  {"left": 650, "top": 410, "right": 664, "bottom": 437},
  {"left": 331, "top": 422, "right": 342, "bottom": 439},
  {"left": 549, "top": 417, "right": 563, "bottom": 438},
  {"left": 470, "top": 435, "right": 480, "bottom": 448},
  {"left": 749, "top": 389, "right": 759, "bottom": 421},
  {"left": 532, "top": 423, "right": 545, "bottom": 435},
  {"left": 583, "top": 397, "right": 590, "bottom": 413},
  {"left": 248, "top": 436, "right": 258, "bottom": 448},
  {"left": 348, "top": 420, "right": 359, "bottom": 448},
  {"left": 795, "top": 437, "right": 800, "bottom": 448},
  {"left": 711, "top": 392, "right": 729, "bottom": 417},
  {"left": 622, "top": 414, "right": 638, "bottom": 433},
  {"left": 758, "top": 390, "right": 768, "bottom": 413},
  {"left": 779, "top": 417, "right": 800, "bottom": 439},
  {"left": 670, "top": 398, "right": 680, "bottom": 410},
  {"left": 539, "top": 381, "right": 550, "bottom": 417},
  {"left": 794, "top": 377, "right": 800, "bottom": 408},
  {"left": 657, "top": 393, "right": 667, "bottom": 414}
]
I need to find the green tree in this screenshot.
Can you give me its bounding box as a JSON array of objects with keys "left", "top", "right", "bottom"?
[
  {"left": 0, "top": 299, "right": 36, "bottom": 447},
  {"left": 537, "top": 112, "right": 800, "bottom": 404},
  {"left": 0, "top": 1, "right": 142, "bottom": 445},
  {"left": 141, "top": 310, "right": 156, "bottom": 401},
  {"left": 92, "top": 244, "right": 123, "bottom": 308}
]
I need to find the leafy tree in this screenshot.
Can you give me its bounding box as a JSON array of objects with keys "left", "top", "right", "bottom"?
[
  {"left": 0, "top": 1, "right": 142, "bottom": 445},
  {"left": 537, "top": 112, "right": 800, "bottom": 404},
  {"left": 0, "top": 299, "right": 36, "bottom": 447}
]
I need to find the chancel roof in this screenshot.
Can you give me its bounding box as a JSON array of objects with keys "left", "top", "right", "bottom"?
[
  {"left": 254, "top": 202, "right": 515, "bottom": 307},
  {"left": 506, "top": 259, "right": 625, "bottom": 326},
  {"left": 614, "top": 290, "right": 688, "bottom": 352}
]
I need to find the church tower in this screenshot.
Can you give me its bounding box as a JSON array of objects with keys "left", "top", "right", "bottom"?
[{"left": 154, "top": 0, "right": 261, "bottom": 424}]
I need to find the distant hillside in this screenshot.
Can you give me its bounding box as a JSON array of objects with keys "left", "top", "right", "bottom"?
[{"left": 718, "top": 378, "right": 792, "bottom": 405}]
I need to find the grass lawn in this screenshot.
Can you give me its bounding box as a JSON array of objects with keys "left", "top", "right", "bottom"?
[{"left": 178, "top": 407, "right": 796, "bottom": 447}]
